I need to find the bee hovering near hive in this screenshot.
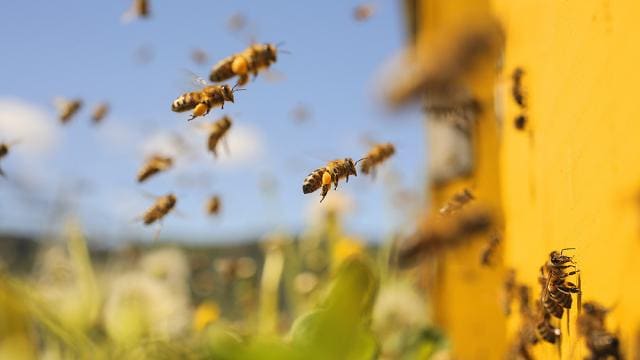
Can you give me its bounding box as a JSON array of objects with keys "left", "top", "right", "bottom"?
[
  {"left": 91, "top": 102, "right": 109, "bottom": 124},
  {"left": 359, "top": 142, "right": 395, "bottom": 178},
  {"left": 209, "top": 42, "right": 283, "bottom": 86},
  {"left": 54, "top": 98, "right": 82, "bottom": 124},
  {"left": 141, "top": 193, "right": 176, "bottom": 225},
  {"left": 302, "top": 158, "right": 364, "bottom": 202},
  {"left": 202, "top": 115, "right": 232, "bottom": 157},
  {"left": 205, "top": 195, "right": 221, "bottom": 216},
  {"left": 439, "top": 188, "right": 475, "bottom": 216},
  {"left": 172, "top": 82, "right": 241, "bottom": 121},
  {"left": 137, "top": 155, "right": 173, "bottom": 183}
]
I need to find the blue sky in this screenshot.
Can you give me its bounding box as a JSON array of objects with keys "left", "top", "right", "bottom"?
[{"left": 0, "top": 0, "right": 426, "bottom": 245}]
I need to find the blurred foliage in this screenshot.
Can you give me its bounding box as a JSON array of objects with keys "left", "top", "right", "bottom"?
[{"left": 0, "top": 210, "right": 448, "bottom": 359}]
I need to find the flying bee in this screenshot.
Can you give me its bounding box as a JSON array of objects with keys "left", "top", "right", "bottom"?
[
  {"left": 141, "top": 193, "right": 176, "bottom": 225},
  {"left": 439, "top": 188, "right": 475, "bottom": 216},
  {"left": 55, "top": 98, "right": 82, "bottom": 124},
  {"left": 122, "top": 0, "right": 149, "bottom": 22},
  {"left": 302, "top": 158, "right": 363, "bottom": 202},
  {"left": 137, "top": 155, "right": 173, "bottom": 183},
  {"left": 360, "top": 142, "right": 395, "bottom": 178},
  {"left": 512, "top": 67, "right": 526, "bottom": 108},
  {"left": 209, "top": 43, "right": 281, "bottom": 86},
  {"left": 353, "top": 3, "right": 375, "bottom": 22},
  {"left": 0, "top": 141, "right": 18, "bottom": 177},
  {"left": 172, "top": 83, "right": 240, "bottom": 121},
  {"left": 206, "top": 195, "right": 221, "bottom": 216},
  {"left": 480, "top": 231, "right": 501, "bottom": 266},
  {"left": 203, "top": 115, "right": 232, "bottom": 157},
  {"left": 578, "top": 301, "right": 621, "bottom": 359},
  {"left": 91, "top": 102, "right": 109, "bottom": 124}
]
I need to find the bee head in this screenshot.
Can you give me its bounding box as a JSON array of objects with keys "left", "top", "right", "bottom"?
[
  {"left": 345, "top": 158, "right": 358, "bottom": 176},
  {"left": 266, "top": 43, "right": 278, "bottom": 63},
  {"left": 166, "top": 194, "right": 177, "bottom": 206},
  {"left": 0, "top": 144, "right": 8, "bottom": 156},
  {"left": 549, "top": 250, "right": 574, "bottom": 266},
  {"left": 386, "top": 143, "right": 396, "bottom": 155},
  {"left": 222, "top": 85, "right": 235, "bottom": 103},
  {"left": 220, "top": 116, "right": 232, "bottom": 129}
]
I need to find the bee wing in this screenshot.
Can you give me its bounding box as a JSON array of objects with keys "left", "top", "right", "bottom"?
[
  {"left": 177, "top": 69, "right": 209, "bottom": 91},
  {"left": 261, "top": 68, "right": 287, "bottom": 83}
]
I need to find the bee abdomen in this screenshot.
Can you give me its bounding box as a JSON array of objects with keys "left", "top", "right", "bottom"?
[
  {"left": 303, "top": 168, "right": 324, "bottom": 194},
  {"left": 172, "top": 93, "right": 199, "bottom": 112},
  {"left": 209, "top": 57, "right": 235, "bottom": 82}
]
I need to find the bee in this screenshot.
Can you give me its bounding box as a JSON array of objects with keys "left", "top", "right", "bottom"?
[
  {"left": 439, "top": 188, "right": 475, "bottom": 216},
  {"left": 512, "top": 67, "right": 526, "bottom": 108},
  {"left": 55, "top": 98, "right": 82, "bottom": 124},
  {"left": 141, "top": 193, "right": 176, "bottom": 225},
  {"left": 171, "top": 84, "right": 239, "bottom": 121},
  {"left": 514, "top": 114, "right": 527, "bottom": 130},
  {"left": 206, "top": 195, "right": 221, "bottom": 216},
  {"left": 537, "top": 312, "right": 561, "bottom": 344},
  {"left": 578, "top": 301, "right": 621, "bottom": 359},
  {"left": 302, "top": 158, "right": 362, "bottom": 202},
  {"left": 227, "top": 12, "right": 247, "bottom": 33},
  {"left": 360, "top": 142, "right": 395, "bottom": 178},
  {"left": 122, "top": 0, "right": 149, "bottom": 21},
  {"left": 91, "top": 102, "right": 109, "bottom": 124},
  {"left": 209, "top": 43, "right": 280, "bottom": 86},
  {"left": 541, "top": 249, "right": 582, "bottom": 318},
  {"left": 0, "top": 141, "right": 15, "bottom": 177},
  {"left": 204, "top": 116, "right": 232, "bottom": 157},
  {"left": 353, "top": 4, "right": 375, "bottom": 22},
  {"left": 191, "top": 48, "right": 209, "bottom": 65},
  {"left": 480, "top": 231, "right": 501, "bottom": 266},
  {"left": 503, "top": 269, "right": 517, "bottom": 316},
  {"left": 137, "top": 155, "right": 173, "bottom": 183}
]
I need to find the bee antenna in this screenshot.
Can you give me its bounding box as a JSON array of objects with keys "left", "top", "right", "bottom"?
[
  {"left": 355, "top": 157, "right": 368, "bottom": 166},
  {"left": 231, "top": 83, "right": 246, "bottom": 92},
  {"left": 276, "top": 41, "right": 286, "bottom": 48},
  {"left": 279, "top": 50, "right": 292, "bottom": 55}
]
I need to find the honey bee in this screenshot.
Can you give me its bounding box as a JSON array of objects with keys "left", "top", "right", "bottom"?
[
  {"left": 171, "top": 84, "right": 240, "bottom": 121},
  {"left": 141, "top": 193, "right": 176, "bottom": 225},
  {"left": 539, "top": 249, "right": 581, "bottom": 320},
  {"left": 137, "top": 155, "right": 173, "bottom": 183},
  {"left": 122, "top": 0, "right": 149, "bottom": 22},
  {"left": 302, "top": 158, "right": 362, "bottom": 202},
  {"left": 191, "top": 48, "right": 209, "bottom": 65},
  {"left": 206, "top": 195, "right": 221, "bottom": 216},
  {"left": 204, "top": 115, "right": 232, "bottom": 157},
  {"left": 360, "top": 142, "right": 395, "bottom": 178},
  {"left": 578, "top": 301, "right": 621, "bottom": 359},
  {"left": 480, "top": 231, "right": 501, "bottom": 266},
  {"left": 512, "top": 67, "right": 526, "bottom": 108},
  {"left": 439, "top": 188, "right": 475, "bottom": 216},
  {"left": 55, "top": 98, "right": 82, "bottom": 124},
  {"left": 91, "top": 102, "right": 109, "bottom": 124},
  {"left": 0, "top": 141, "right": 15, "bottom": 177},
  {"left": 514, "top": 114, "right": 527, "bottom": 130},
  {"left": 353, "top": 4, "right": 375, "bottom": 22},
  {"left": 209, "top": 43, "right": 280, "bottom": 86}
]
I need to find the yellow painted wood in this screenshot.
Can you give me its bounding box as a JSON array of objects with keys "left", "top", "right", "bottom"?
[
  {"left": 494, "top": 0, "right": 640, "bottom": 357},
  {"left": 415, "top": 0, "right": 640, "bottom": 357}
]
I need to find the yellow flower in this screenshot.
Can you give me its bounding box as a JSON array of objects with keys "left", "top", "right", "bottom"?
[
  {"left": 332, "top": 236, "right": 364, "bottom": 266},
  {"left": 193, "top": 301, "right": 220, "bottom": 332}
]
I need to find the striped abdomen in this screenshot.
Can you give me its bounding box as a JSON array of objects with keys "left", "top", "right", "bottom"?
[
  {"left": 537, "top": 317, "right": 560, "bottom": 344},
  {"left": 303, "top": 168, "right": 325, "bottom": 194},
  {"left": 172, "top": 91, "right": 203, "bottom": 112},
  {"left": 209, "top": 56, "right": 236, "bottom": 82},
  {"left": 207, "top": 117, "right": 232, "bottom": 156}
]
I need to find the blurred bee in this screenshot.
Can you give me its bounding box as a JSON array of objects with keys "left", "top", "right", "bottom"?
[
  {"left": 507, "top": 285, "right": 540, "bottom": 360},
  {"left": 503, "top": 269, "right": 517, "bottom": 316},
  {"left": 439, "top": 188, "right": 475, "bottom": 216},
  {"left": 191, "top": 48, "right": 209, "bottom": 65},
  {"left": 137, "top": 155, "right": 173, "bottom": 183},
  {"left": 512, "top": 67, "right": 526, "bottom": 108},
  {"left": 91, "top": 102, "right": 109, "bottom": 124},
  {"left": 141, "top": 193, "right": 176, "bottom": 225},
  {"left": 360, "top": 142, "right": 395, "bottom": 178},
  {"left": 172, "top": 83, "right": 240, "bottom": 121},
  {"left": 514, "top": 114, "right": 527, "bottom": 130},
  {"left": 353, "top": 3, "right": 375, "bottom": 22},
  {"left": 227, "top": 12, "right": 247, "bottom": 33},
  {"left": 302, "top": 158, "right": 362, "bottom": 202},
  {"left": 209, "top": 43, "right": 281, "bottom": 86},
  {"left": 55, "top": 98, "right": 82, "bottom": 124},
  {"left": 0, "top": 141, "right": 17, "bottom": 177},
  {"left": 122, "top": 0, "right": 149, "bottom": 22},
  {"left": 396, "top": 206, "right": 493, "bottom": 267},
  {"left": 537, "top": 312, "right": 561, "bottom": 344},
  {"left": 578, "top": 301, "right": 621, "bottom": 360},
  {"left": 481, "top": 231, "right": 501, "bottom": 266},
  {"left": 203, "top": 115, "right": 232, "bottom": 157},
  {"left": 206, "top": 195, "right": 221, "bottom": 216}
]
